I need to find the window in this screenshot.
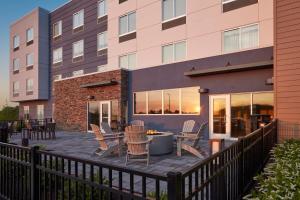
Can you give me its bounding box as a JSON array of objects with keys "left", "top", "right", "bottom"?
[
  {"left": 73, "top": 10, "right": 84, "bottom": 29},
  {"left": 13, "top": 81, "right": 19, "bottom": 95},
  {"left": 73, "top": 70, "right": 84, "bottom": 77},
  {"left": 119, "top": 12, "right": 136, "bottom": 36},
  {"left": 37, "top": 105, "right": 44, "bottom": 120},
  {"left": 13, "top": 35, "right": 20, "bottom": 49},
  {"left": 73, "top": 40, "right": 84, "bottom": 58},
  {"left": 164, "top": 89, "right": 180, "bottom": 114},
  {"left": 26, "top": 53, "right": 34, "bottom": 67},
  {"left": 53, "top": 48, "right": 63, "bottom": 64},
  {"left": 98, "top": 65, "right": 107, "bottom": 72},
  {"left": 252, "top": 92, "right": 274, "bottom": 116},
  {"left": 26, "top": 28, "right": 34, "bottom": 42},
  {"left": 162, "top": 0, "right": 186, "bottom": 21},
  {"left": 54, "top": 74, "right": 62, "bottom": 81},
  {"left": 223, "top": 24, "right": 259, "bottom": 53},
  {"left": 133, "top": 87, "right": 200, "bottom": 115},
  {"left": 98, "top": 0, "right": 107, "bottom": 18},
  {"left": 24, "top": 106, "right": 30, "bottom": 120},
  {"left": 97, "top": 31, "right": 107, "bottom": 50},
  {"left": 53, "top": 21, "right": 62, "bottom": 38},
  {"left": 162, "top": 41, "right": 186, "bottom": 63},
  {"left": 26, "top": 79, "right": 33, "bottom": 92},
  {"left": 13, "top": 58, "right": 20, "bottom": 71},
  {"left": 119, "top": 53, "right": 136, "bottom": 69}
]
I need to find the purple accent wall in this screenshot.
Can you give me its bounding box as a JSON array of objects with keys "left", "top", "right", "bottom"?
[{"left": 129, "top": 47, "right": 274, "bottom": 136}]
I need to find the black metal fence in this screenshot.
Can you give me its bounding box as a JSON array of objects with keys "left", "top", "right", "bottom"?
[{"left": 0, "top": 120, "right": 277, "bottom": 200}]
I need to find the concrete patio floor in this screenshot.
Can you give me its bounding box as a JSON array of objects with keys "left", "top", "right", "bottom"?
[{"left": 10, "top": 131, "right": 234, "bottom": 176}]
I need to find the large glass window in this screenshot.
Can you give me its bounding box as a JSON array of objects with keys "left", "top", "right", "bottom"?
[
  {"left": 111, "top": 100, "right": 119, "bottom": 130},
  {"left": 98, "top": 0, "right": 107, "bottom": 18},
  {"left": 88, "top": 102, "right": 100, "bottom": 131},
  {"left": 26, "top": 28, "right": 34, "bottom": 42},
  {"left": 164, "top": 89, "right": 180, "bottom": 114},
  {"left": 134, "top": 92, "right": 147, "bottom": 114},
  {"left": 13, "top": 58, "right": 20, "bottom": 71},
  {"left": 26, "top": 53, "right": 34, "bottom": 67},
  {"left": 119, "top": 53, "right": 136, "bottom": 69},
  {"left": 181, "top": 87, "right": 200, "bottom": 114},
  {"left": 162, "top": 41, "right": 186, "bottom": 64},
  {"left": 148, "top": 91, "right": 162, "bottom": 114},
  {"left": 119, "top": 12, "right": 136, "bottom": 35},
  {"left": 97, "top": 31, "right": 107, "bottom": 50},
  {"left": 73, "top": 10, "right": 84, "bottom": 29},
  {"left": 73, "top": 40, "right": 84, "bottom": 58},
  {"left": 162, "top": 0, "right": 186, "bottom": 21},
  {"left": 223, "top": 24, "right": 259, "bottom": 53},
  {"left": 53, "top": 21, "right": 62, "bottom": 38},
  {"left": 252, "top": 92, "right": 274, "bottom": 116},
  {"left": 13, "top": 35, "right": 20, "bottom": 49},
  {"left": 231, "top": 94, "right": 251, "bottom": 137},
  {"left": 53, "top": 47, "right": 63, "bottom": 64}
]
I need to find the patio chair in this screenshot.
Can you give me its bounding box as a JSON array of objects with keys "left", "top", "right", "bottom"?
[
  {"left": 131, "top": 120, "right": 145, "bottom": 127},
  {"left": 125, "top": 126, "right": 152, "bottom": 166},
  {"left": 180, "top": 120, "right": 196, "bottom": 134},
  {"left": 177, "top": 122, "right": 208, "bottom": 158},
  {"left": 100, "top": 122, "right": 123, "bottom": 135},
  {"left": 91, "top": 124, "right": 124, "bottom": 157}
]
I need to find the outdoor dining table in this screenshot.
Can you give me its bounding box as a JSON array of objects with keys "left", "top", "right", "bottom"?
[{"left": 147, "top": 132, "right": 174, "bottom": 156}]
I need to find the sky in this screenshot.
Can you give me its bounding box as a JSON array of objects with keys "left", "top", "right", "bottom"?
[{"left": 0, "top": 0, "right": 68, "bottom": 108}]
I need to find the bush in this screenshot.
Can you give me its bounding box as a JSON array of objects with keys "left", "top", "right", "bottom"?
[
  {"left": 0, "top": 106, "right": 19, "bottom": 121},
  {"left": 244, "top": 140, "right": 300, "bottom": 200}
]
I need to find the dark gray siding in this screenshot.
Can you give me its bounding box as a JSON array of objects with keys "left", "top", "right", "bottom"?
[
  {"left": 50, "top": 0, "right": 108, "bottom": 78},
  {"left": 129, "top": 47, "right": 274, "bottom": 135}
]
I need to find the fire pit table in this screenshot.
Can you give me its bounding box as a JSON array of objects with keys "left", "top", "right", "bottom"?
[{"left": 147, "top": 132, "right": 174, "bottom": 156}]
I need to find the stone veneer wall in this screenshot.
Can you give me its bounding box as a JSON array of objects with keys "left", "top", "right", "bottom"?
[{"left": 54, "top": 70, "right": 128, "bottom": 132}]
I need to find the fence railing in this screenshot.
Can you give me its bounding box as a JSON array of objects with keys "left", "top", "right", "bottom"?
[{"left": 0, "top": 120, "right": 277, "bottom": 200}]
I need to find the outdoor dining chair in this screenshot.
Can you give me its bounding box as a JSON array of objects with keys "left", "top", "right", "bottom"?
[{"left": 131, "top": 120, "right": 145, "bottom": 127}]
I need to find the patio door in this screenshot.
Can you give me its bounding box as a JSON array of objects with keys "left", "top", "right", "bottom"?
[
  {"left": 209, "top": 95, "right": 231, "bottom": 139},
  {"left": 100, "top": 101, "right": 111, "bottom": 126}
]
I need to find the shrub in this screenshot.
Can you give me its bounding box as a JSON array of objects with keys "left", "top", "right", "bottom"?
[{"left": 244, "top": 140, "right": 300, "bottom": 200}]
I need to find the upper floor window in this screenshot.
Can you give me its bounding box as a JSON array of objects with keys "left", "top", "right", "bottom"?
[
  {"left": 97, "top": 31, "right": 107, "bottom": 50},
  {"left": 119, "top": 12, "right": 136, "bottom": 36},
  {"left": 13, "top": 35, "right": 20, "bottom": 49},
  {"left": 53, "top": 47, "right": 63, "bottom": 64},
  {"left": 73, "top": 10, "right": 84, "bottom": 29},
  {"left": 162, "top": 41, "right": 186, "bottom": 64},
  {"left": 73, "top": 70, "right": 84, "bottom": 77},
  {"left": 13, "top": 58, "right": 20, "bottom": 72},
  {"left": 26, "top": 53, "right": 34, "bottom": 67},
  {"left": 119, "top": 53, "right": 136, "bottom": 69},
  {"left": 54, "top": 74, "right": 62, "bottom": 81},
  {"left": 26, "top": 79, "right": 33, "bottom": 92},
  {"left": 98, "top": 0, "right": 107, "bottom": 18},
  {"left": 223, "top": 24, "right": 259, "bottom": 53},
  {"left": 53, "top": 21, "right": 62, "bottom": 38},
  {"left": 13, "top": 81, "right": 19, "bottom": 95},
  {"left": 162, "top": 0, "right": 186, "bottom": 22},
  {"left": 26, "top": 28, "right": 34, "bottom": 42},
  {"left": 73, "top": 40, "right": 84, "bottom": 58}
]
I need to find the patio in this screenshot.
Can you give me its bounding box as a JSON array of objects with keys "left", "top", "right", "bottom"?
[{"left": 10, "top": 131, "right": 234, "bottom": 176}]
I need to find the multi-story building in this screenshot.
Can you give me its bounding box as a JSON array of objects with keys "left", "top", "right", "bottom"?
[{"left": 9, "top": 0, "right": 281, "bottom": 140}]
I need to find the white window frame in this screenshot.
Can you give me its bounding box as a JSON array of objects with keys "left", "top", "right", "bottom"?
[
  {"left": 26, "top": 53, "right": 34, "bottom": 67},
  {"left": 13, "top": 35, "right": 20, "bottom": 49},
  {"left": 162, "top": 0, "right": 187, "bottom": 23},
  {"left": 133, "top": 87, "right": 200, "bottom": 116},
  {"left": 162, "top": 40, "right": 187, "bottom": 64},
  {"left": 119, "top": 53, "right": 136, "bottom": 69},
  {"left": 97, "top": 31, "right": 108, "bottom": 51},
  {"left": 119, "top": 11, "right": 136, "bottom": 36},
  {"left": 223, "top": 23, "right": 259, "bottom": 53},
  {"left": 26, "top": 28, "right": 34, "bottom": 42},
  {"left": 53, "top": 20, "right": 62, "bottom": 38},
  {"left": 73, "top": 9, "right": 84, "bottom": 29},
  {"left": 53, "top": 47, "right": 63, "bottom": 64},
  {"left": 13, "top": 58, "right": 20, "bottom": 72},
  {"left": 73, "top": 70, "right": 84, "bottom": 77},
  {"left": 13, "top": 81, "right": 19, "bottom": 95},
  {"left": 26, "top": 79, "right": 33, "bottom": 92},
  {"left": 72, "top": 40, "right": 84, "bottom": 58},
  {"left": 98, "top": 0, "right": 107, "bottom": 18}
]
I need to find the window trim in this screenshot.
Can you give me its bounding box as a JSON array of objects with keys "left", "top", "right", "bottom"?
[
  {"left": 73, "top": 9, "right": 85, "bottom": 29},
  {"left": 13, "top": 58, "right": 20, "bottom": 72},
  {"left": 97, "top": 31, "right": 108, "bottom": 51},
  {"left": 13, "top": 81, "right": 19, "bottom": 95},
  {"left": 161, "top": 0, "right": 187, "bottom": 23},
  {"left": 119, "top": 11, "right": 136, "bottom": 37},
  {"left": 72, "top": 40, "right": 84, "bottom": 59},
  {"left": 26, "top": 53, "right": 34, "bottom": 67},
  {"left": 133, "top": 87, "right": 200, "bottom": 116},
  {"left": 222, "top": 23, "right": 259, "bottom": 54},
  {"left": 98, "top": 0, "right": 107, "bottom": 19},
  {"left": 53, "top": 47, "right": 63, "bottom": 64},
  {"left": 13, "top": 35, "right": 20, "bottom": 49},
  {"left": 26, "top": 79, "right": 34, "bottom": 92},
  {"left": 222, "top": 0, "right": 238, "bottom": 4},
  {"left": 26, "top": 28, "right": 34, "bottom": 43},
  {"left": 162, "top": 40, "right": 187, "bottom": 64},
  {"left": 53, "top": 20, "right": 62, "bottom": 38}
]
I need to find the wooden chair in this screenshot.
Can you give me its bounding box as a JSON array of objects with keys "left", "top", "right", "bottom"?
[
  {"left": 91, "top": 124, "right": 124, "bottom": 157},
  {"left": 177, "top": 122, "right": 208, "bottom": 158},
  {"left": 100, "top": 122, "right": 124, "bottom": 135},
  {"left": 131, "top": 120, "right": 145, "bottom": 127},
  {"left": 125, "top": 126, "right": 151, "bottom": 166},
  {"left": 180, "top": 120, "right": 196, "bottom": 134}
]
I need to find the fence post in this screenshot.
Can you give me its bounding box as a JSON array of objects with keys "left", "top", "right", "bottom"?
[
  {"left": 167, "top": 171, "right": 183, "bottom": 200},
  {"left": 238, "top": 138, "right": 245, "bottom": 195},
  {"left": 31, "top": 146, "right": 40, "bottom": 200},
  {"left": 261, "top": 127, "right": 264, "bottom": 169}
]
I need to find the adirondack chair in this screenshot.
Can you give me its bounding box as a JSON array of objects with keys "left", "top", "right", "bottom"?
[
  {"left": 131, "top": 120, "right": 144, "bottom": 127},
  {"left": 180, "top": 120, "right": 196, "bottom": 134},
  {"left": 91, "top": 124, "right": 124, "bottom": 157},
  {"left": 125, "top": 126, "right": 152, "bottom": 166},
  {"left": 100, "top": 122, "right": 124, "bottom": 136},
  {"left": 177, "top": 122, "right": 208, "bottom": 158}
]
